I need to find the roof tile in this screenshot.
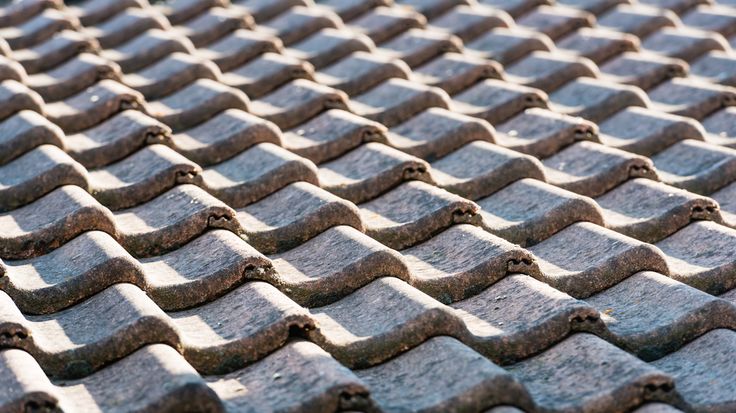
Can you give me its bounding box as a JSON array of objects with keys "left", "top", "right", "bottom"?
[
  {"left": 100, "top": 28, "right": 196, "bottom": 73},
  {"left": 351, "top": 78, "right": 451, "bottom": 127},
  {"left": 260, "top": 6, "right": 342, "bottom": 46},
  {"left": 377, "top": 28, "right": 463, "bottom": 68},
  {"left": 412, "top": 52, "right": 502, "bottom": 95},
  {"left": 82, "top": 7, "right": 169, "bottom": 49},
  {"left": 221, "top": 52, "right": 313, "bottom": 98},
  {"left": 599, "top": 52, "right": 688, "bottom": 91},
  {"left": 315, "top": 50, "right": 410, "bottom": 96},
  {"left": 346, "top": 6, "right": 426, "bottom": 44},
  {"left": 465, "top": 27, "right": 554, "bottom": 65},
  {"left": 642, "top": 27, "right": 730, "bottom": 62},
  {"left": 453, "top": 79, "right": 548, "bottom": 124},
  {"left": 122, "top": 52, "right": 221, "bottom": 100},
  {"left": 0, "top": 79, "right": 44, "bottom": 120},
  {"left": 285, "top": 27, "right": 373, "bottom": 69},
  {"left": 549, "top": 77, "right": 649, "bottom": 123},
  {"left": 195, "top": 28, "right": 282, "bottom": 72},
  {"left": 556, "top": 27, "right": 639, "bottom": 63},
  {"left": 428, "top": 4, "right": 513, "bottom": 42},
  {"left": 597, "top": 4, "right": 679, "bottom": 38},
  {"left": 516, "top": 5, "right": 595, "bottom": 40},
  {"left": 14, "top": 30, "right": 98, "bottom": 75},
  {"left": 26, "top": 52, "right": 121, "bottom": 102},
  {"left": 0, "top": 110, "right": 64, "bottom": 165},
  {"left": 652, "top": 139, "right": 736, "bottom": 194},
  {"left": 174, "top": 6, "right": 253, "bottom": 48}
]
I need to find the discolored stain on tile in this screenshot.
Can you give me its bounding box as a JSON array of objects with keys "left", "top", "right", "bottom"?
[
  {"left": 652, "top": 139, "right": 736, "bottom": 195},
  {"left": 597, "top": 4, "right": 679, "bottom": 38},
  {"left": 100, "top": 29, "right": 197, "bottom": 73},
  {"left": 351, "top": 78, "right": 451, "bottom": 127},
  {"left": 26, "top": 52, "right": 122, "bottom": 102},
  {"left": 0, "top": 110, "right": 64, "bottom": 165},
  {"left": 221, "top": 52, "right": 313, "bottom": 98},
  {"left": 556, "top": 27, "right": 640, "bottom": 64},
  {"left": 195, "top": 28, "right": 282, "bottom": 72},
  {"left": 314, "top": 50, "right": 411, "bottom": 96},
  {"left": 412, "top": 52, "right": 503, "bottom": 95},
  {"left": 548, "top": 77, "right": 649, "bottom": 123},
  {"left": 504, "top": 50, "right": 599, "bottom": 92},
  {"left": 377, "top": 28, "right": 463, "bottom": 68},
  {"left": 121, "top": 52, "right": 222, "bottom": 100},
  {"left": 465, "top": 27, "right": 554, "bottom": 65},
  {"left": 285, "top": 27, "right": 373, "bottom": 70},
  {"left": 453, "top": 79, "right": 548, "bottom": 124},
  {"left": 428, "top": 4, "right": 513, "bottom": 42},
  {"left": 346, "top": 5, "right": 426, "bottom": 44}
]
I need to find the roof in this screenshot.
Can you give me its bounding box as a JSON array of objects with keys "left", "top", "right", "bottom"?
[{"left": 0, "top": 0, "right": 736, "bottom": 411}]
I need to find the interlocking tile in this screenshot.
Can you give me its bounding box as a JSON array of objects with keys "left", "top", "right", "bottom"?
[
  {"left": 549, "top": 77, "right": 649, "bottom": 123},
  {"left": 377, "top": 28, "right": 463, "bottom": 68},
  {"left": 681, "top": 5, "right": 736, "bottom": 37},
  {"left": 712, "top": 181, "right": 736, "bottom": 228},
  {"left": 702, "top": 107, "right": 736, "bottom": 147},
  {"left": 596, "top": 178, "right": 722, "bottom": 242},
  {"left": 477, "top": 178, "right": 604, "bottom": 246},
  {"left": 586, "top": 272, "right": 736, "bottom": 360},
  {"left": 556, "top": 27, "right": 640, "bottom": 64},
  {"left": 146, "top": 78, "right": 249, "bottom": 131},
  {"left": 642, "top": 27, "right": 730, "bottom": 62},
  {"left": 121, "top": 52, "right": 222, "bottom": 100},
  {"left": 394, "top": 0, "right": 469, "bottom": 20},
  {"left": 65, "top": 110, "right": 171, "bottom": 168},
  {"left": 26, "top": 52, "right": 121, "bottom": 102},
  {"left": 647, "top": 78, "right": 736, "bottom": 120},
  {"left": 0, "top": 185, "right": 117, "bottom": 259},
  {"left": 494, "top": 107, "right": 598, "bottom": 158},
  {"left": 100, "top": 28, "right": 196, "bottom": 73},
  {"left": 477, "top": 0, "right": 550, "bottom": 18},
  {"left": 464, "top": 27, "right": 554, "bottom": 65},
  {"left": 202, "top": 142, "right": 319, "bottom": 207},
  {"left": 351, "top": 78, "right": 451, "bottom": 127},
  {"left": 516, "top": 5, "right": 595, "bottom": 40},
  {"left": 114, "top": 184, "right": 241, "bottom": 257},
  {"left": 690, "top": 51, "right": 736, "bottom": 87},
  {"left": 316, "top": 0, "right": 388, "bottom": 22},
  {"left": 173, "top": 6, "right": 253, "bottom": 48},
  {"left": 285, "top": 27, "right": 373, "bottom": 69},
  {"left": 597, "top": 4, "right": 679, "bottom": 38},
  {"left": 236, "top": 0, "right": 307, "bottom": 23},
  {"left": 0, "top": 144, "right": 88, "bottom": 211},
  {"left": 0, "top": 283, "right": 176, "bottom": 378},
  {"left": 0, "top": 0, "right": 62, "bottom": 27},
  {"left": 346, "top": 5, "right": 426, "bottom": 44},
  {"left": 402, "top": 224, "right": 538, "bottom": 303},
  {"left": 236, "top": 181, "right": 364, "bottom": 254},
  {"left": 504, "top": 50, "right": 598, "bottom": 92},
  {"left": 0, "top": 79, "right": 44, "bottom": 120},
  {"left": 0, "top": 9, "right": 78, "bottom": 50},
  {"left": 155, "top": 0, "right": 225, "bottom": 25},
  {"left": 599, "top": 52, "right": 688, "bottom": 90},
  {"left": 88, "top": 144, "right": 202, "bottom": 210},
  {"left": 308, "top": 277, "right": 463, "bottom": 367},
  {"left": 318, "top": 142, "right": 432, "bottom": 203},
  {"left": 221, "top": 52, "right": 313, "bottom": 98},
  {"left": 359, "top": 181, "right": 480, "bottom": 249},
  {"left": 314, "top": 50, "right": 411, "bottom": 96},
  {"left": 652, "top": 139, "right": 736, "bottom": 195},
  {"left": 209, "top": 339, "right": 372, "bottom": 412},
  {"left": 453, "top": 273, "right": 600, "bottom": 363},
  {"left": 259, "top": 5, "right": 342, "bottom": 46},
  {"left": 652, "top": 329, "right": 736, "bottom": 412},
  {"left": 453, "top": 79, "right": 548, "bottom": 124},
  {"left": 82, "top": 7, "right": 169, "bottom": 49},
  {"left": 638, "top": 0, "right": 707, "bottom": 15},
  {"left": 542, "top": 141, "right": 658, "bottom": 197},
  {"left": 172, "top": 281, "right": 313, "bottom": 374},
  {"left": 427, "top": 4, "right": 513, "bottom": 42},
  {"left": 195, "top": 28, "right": 282, "bottom": 72},
  {"left": 140, "top": 229, "right": 271, "bottom": 311},
  {"left": 598, "top": 106, "right": 706, "bottom": 156},
  {"left": 67, "top": 0, "right": 145, "bottom": 26},
  {"left": 556, "top": 0, "right": 626, "bottom": 15},
  {"left": 356, "top": 336, "right": 534, "bottom": 412},
  {"left": 529, "top": 222, "right": 669, "bottom": 297},
  {"left": 0, "top": 231, "right": 142, "bottom": 314},
  {"left": 0, "top": 54, "right": 26, "bottom": 83},
  {"left": 45, "top": 79, "right": 144, "bottom": 133},
  {"left": 281, "top": 108, "right": 387, "bottom": 164},
  {"left": 430, "top": 140, "right": 545, "bottom": 200},
  {"left": 13, "top": 30, "right": 98, "bottom": 75},
  {"left": 507, "top": 333, "right": 675, "bottom": 412},
  {"left": 249, "top": 78, "right": 349, "bottom": 129},
  {"left": 0, "top": 110, "right": 64, "bottom": 165},
  {"left": 170, "top": 108, "right": 281, "bottom": 166},
  {"left": 386, "top": 107, "right": 496, "bottom": 161},
  {"left": 657, "top": 221, "right": 736, "bottom": 295},
  {"left": 0, "top": 348, "right": 60, "bottom": 412},
  {"left": 412, "top": 52, "right": 503, "bottom": 95}
]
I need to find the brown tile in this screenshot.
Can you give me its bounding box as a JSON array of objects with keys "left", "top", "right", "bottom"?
[
  {"left": 249, "top": 78, "right": 349, "bottom": 129},
  {"left": 517, "top": 5, "right": 595, "bottom": 40},
  {"left": 65, "top": 110, "right": 171, "bottom": 168},
  {"left": 508, "top": 334, "right": 675, "bottom": 412},
  {"left": 201, "top": 142, "right": 319, "bottom": 207},
  {"left": 386, "top": 107, "right": 496, "bottom": 160},
  {"left": 221, "top": 52, "right": 313, "bottom": 98},
  {"left": 642, "top": 27, "right": 729, "bottom": 62},
  {"left": 284, "top": 27, "right": 373, "bottom": 69},
  {"left": 596, "top": 178, "right": 722, "bottom": 242},
  {"left": 155, "top": 0, "right": 226, "bottom": 25},
  {"left": 598, "top": 106, "right": 705, "bottom": 156},
  {"left": 477, "top": 178, "right": 604, "bottom": 246},
  {"left": 360, "top": 181, "right": 480, "bottom": 249},
  {"left": 431, "top": 140, "right": 545, "bottom": 200},
  {"left": 0, "top": 9, "right": 78, "bottom": 50},
  {"left": 260, "top": 6, "right": 342, "bottom": 46},
  {"left": 236, "top": 181, "right": 364, "bottom": 254},
  {"left": 67, "top": 0, "right": 146, "bottom": 26},
  {"left": 82, "top": 7, "right": 169, "bottom": 49},
  {"left": 543, "top": 141, "right": 658, "bottom": 197},
  {"left": 412, "top": 52, "right": 503, "bottom": 95},
  {"left": 14, "top": 30, "right": 98, "bottom": 75},
  {"left": 195, "top": 28, "right": 282, "bottom": 72},
  {"left": 465, "top": 27, "right": 554, "bottom": 65},
  {"left": 0, "top": 110, "right": 64, "bottom": 166},
  {"left": 504, "top": 50, "right": 598, "bottom": 92},
  {"left": 356, "top": 336, "right": 534, "bottom": 412},
  {"left": 351, "top": 78, "right": 451, "bottom": 127},
  {"left": 0, "top": 145, "right": 88, "bottom": 211},
  {"left": 236, "top": 0, "right": 309, "bottom": 23},
  {"left": 548, "top": 77, "right": 649, "bottom": 123},
  {"left": 145, "top": 79, "right": 249, "bottom": 131},
  {"left": 530, "top": 222, "right": 669, "bottom": 297},
  {"left": 599, "top": 52, "right": 688, "bottom": 90},
  {"left": 170, "top": 108, "right": 281, "bottom": 166},
  {"left": 0, "top": 54, "right": 27, "bottom": 83},
  {"left": 556, "top": 27, "right": 639, "bottom": 64},
  {"left": 428, "top": 4, "right": 512, "bottom": 42},
  {"left": 377, "top": 28, "right": 462, "bottom": 68},
  {"left": 27, "top": 52, "right": 122, "bottom": 102},
  {"left": 114, "top": 184, "right": 241, "bottom": 257},
  {"left": 690, "top": 51, "right": 736, "bottom": 87},
  {"left": 281, "top": 109, "right": 387, "bottom": 164},
  {"left": 346, "top": 6, "right": 426, "bottom": 44},
  {"left": 0, "top": 0, "right": 62, "bottom": 27},
  {"left": 648, "top": 78, "right": 736, "bottom": 120},
  {"left": 122, "top": 52, "right": 221, "bottom": 100},
  {"left": 403, "top": 224, "right": 538, "bottom": 302},
  {"left": 314, "top": 50, "right": 411, "bottom": 96},
  {"left": 174, "top": 6, "right": 253, "bottom": 48},
  {"left": 453, "top": 79, "right": 548, "bottom": 124},
  {"left": 494, "top": 107, "right": 599, "bottom": 158},
  {"left": 319, "top": 142, "right": 432, "bottom": 203},
  {"left": 100, "top": 29, "right": 196, "bottom": 73},
  {"left": 597, "top": 4, "right": 679, "bottom": 38},
  {"left": 0, "top": 79, "right": 44, "bottom": 121}
]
